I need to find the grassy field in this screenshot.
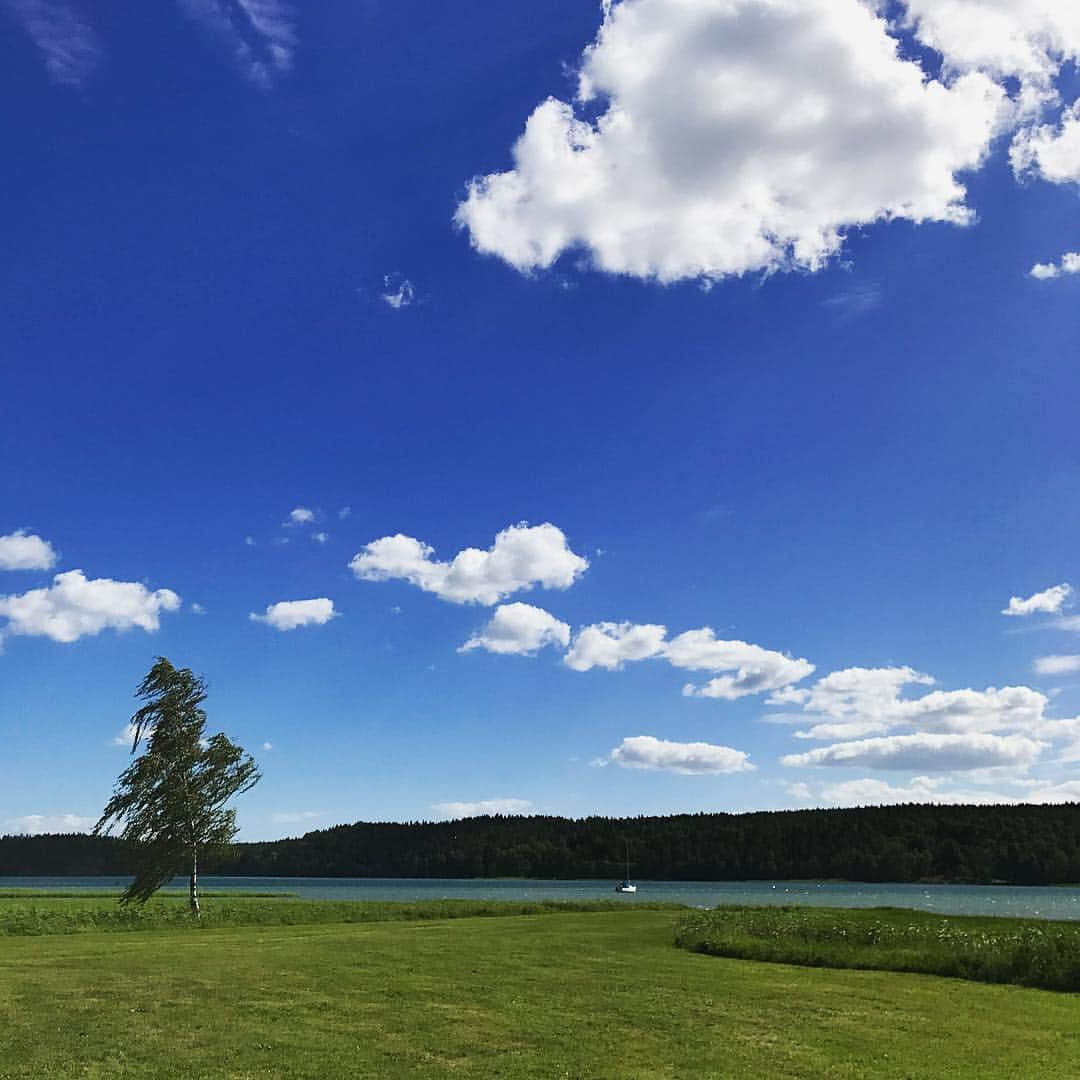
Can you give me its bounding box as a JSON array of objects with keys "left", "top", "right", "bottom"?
[
  {"left": 1, "top": 903, "right": 1078, "bottom": 1078},
  {"left": 675, "top": 905, "right": 1080, "bottom": 992},
  {"left": 0, "top": 893, "right": 679, "bottom": 936}
]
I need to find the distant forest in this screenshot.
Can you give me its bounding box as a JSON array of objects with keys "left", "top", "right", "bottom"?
[{"left": 4, "top": 804, "right": 1079, "bottom": 885}]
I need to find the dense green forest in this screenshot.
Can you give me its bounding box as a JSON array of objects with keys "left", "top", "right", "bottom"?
[{"left": 3, "top": 804, "right": 1079, "bottom": 884}]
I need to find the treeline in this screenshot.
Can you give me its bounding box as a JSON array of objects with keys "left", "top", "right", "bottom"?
[{"left": 4, "top": 803, "right": 1080, "bottom": 884}]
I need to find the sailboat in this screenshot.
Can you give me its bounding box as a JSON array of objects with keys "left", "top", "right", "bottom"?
[{"left": 614, "top": 841, "right": 637, "bottom": 893}]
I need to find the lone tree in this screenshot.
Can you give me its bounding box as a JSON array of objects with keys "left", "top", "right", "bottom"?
[{"left": 95, "top": 657, "right": 260, "bottom": 916}]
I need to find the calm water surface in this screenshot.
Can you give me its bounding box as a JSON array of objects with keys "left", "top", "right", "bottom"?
[{"left": 5, "top": 876, "right": 1080, "bottom": 920}]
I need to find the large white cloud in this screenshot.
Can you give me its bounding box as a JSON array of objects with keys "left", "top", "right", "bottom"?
[
  {"left": 250, "top": 598, "right": 337, "bottom": 631},
  {"left": 818, "top": 775, "right": 1015, "bottom": 807},
  {"left": 350, "top": 522, "right": 588, "bottom": 606},
  {"left": 1002, "top": 582, "right": 1072, "bottom": 615},
  {"left": 563, "top": 621, "right": 667, "bottom": 671},
  {"left": 0, "top": 570, "right": 181, "bottom": 644},
  {"left": 456, "top": 0, "right": 1004, "bottom": 284},
  {"left": 562, "top": 621, "right": 812, "bottom": 699},
  {"left": 903, "top": 0, "right": 1080, "bottom": 90},
  {"left": 460, "top": 602, "right": 571, "bottom": 655},
  {"left": 667, "top": 629, "right": 815, "bottom": 700},
  {"left": 781, "top": 732, "right": 1045, "bottom": 771},
  {"left": 0, "top": 530, "right": 57, "bottom": 571},
  {"left": 432, "top": 798, "right": 533, "bottom": 818},
  {"left": 605, "top": 734, "right": 755, "bottom": 774}
]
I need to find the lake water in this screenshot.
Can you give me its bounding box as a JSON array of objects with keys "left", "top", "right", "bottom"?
[{"left": 5, "top": 876, "right": 1080, "bottom": 920}]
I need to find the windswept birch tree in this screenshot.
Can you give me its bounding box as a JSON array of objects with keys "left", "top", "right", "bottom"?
[{"left": 95, "top": 657, "right": 260, "bottom": 916}]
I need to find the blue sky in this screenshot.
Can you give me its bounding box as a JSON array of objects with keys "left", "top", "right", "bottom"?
[{"left": 2, "top": 0, "right": 1080, "bottom": 840}]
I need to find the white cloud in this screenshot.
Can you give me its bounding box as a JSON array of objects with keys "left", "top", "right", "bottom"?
[
  {"left": 606, "top": 734, "right": 754, "bottom": 774},
  {"left": 1028, "top": 252, "right": 1080, "bottom": 280},
  {"left": 903, "top": 0, "right": 1080, "bottom": 92},
  {"left": 338, "top": 506, "right": 352, "bottom": 520},
  {"left": 460, "top": 602, "right": 570, "bottom": 655},
  {"left": 784, "top": 781, "right": 812, "bottom": 801},
  {"left": 667, "top": 629, "right": 814, "bottom": 700},
  {"left": 249, "top": 598, "right": 337, "bottom": 631},
  {"left": 1035, "top": 654, "right": 1080, "bottom": 676},
  {"left": 0, "top": 530, "right": 57, "bottom": 571},
  {"left": 560, "top": 620, "right": 812, "bottom": 699},
  {"left": 312, "top": 532, "right": 328, "bottom": 544},
  {"left": 1013, "top": 101, "right": 1080, "bottom": 185},
  {"left": 563, "top": 621, "right": 666, "bottom": 671},
  {"left": 2, "top": 0, "right": 101, "bottom": 87},
  {"left": 190, "top": 602, "right": 206, "bottom": 615},
  {"left": 288, "top": 506, "right": 315, "bottom": 524},
  {"left": 350, "top": 522, "right": 588, "bottom": 606},
  {"left": 432, "top": 798, "right": 533, "bottom": 818},
  {"left": 269, "top": 810, "right": 324, "bottom": 825},
  {"left": 456, "top": 0, "right": 1003, "bottom": 284},
  {"left": 177, "top": 0, "right": 295, "bottom": 87},
  {"left": 818, "top": 775, "right": 1015, "bottom": 807},
  {"left": 781, "top": 732, "right": 1045, "bottom": 771},
  {"left": 0, "top": 570, "right": 181, "bottom": 645},
  {"left": 1028, "top": 779, "right": 1080, "bottom": 803},
  {"left": 113, "top": 722, "right": 140, "bottom": 748},
  {"left": 381, "top": 273, "right": 416, "bottom": 309},
  {"left": 1002, "top": 582, "right": 1072, "bottom": 615},
  {"left": 2, "top": 812, "right": 96, "bottom": 835},
  {"left": 262, "top": 741, "right": 273, "bottom": 751}
]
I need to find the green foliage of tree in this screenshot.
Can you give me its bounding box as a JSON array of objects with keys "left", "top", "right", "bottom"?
[{"left": 94, "top": 657, "right": 260, "bottom": 915}]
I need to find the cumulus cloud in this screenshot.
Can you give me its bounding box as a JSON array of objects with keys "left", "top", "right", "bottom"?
[
  {"left": 903, "top": 0, "right": 1080, "bottom": 93},
  {"left": 456, "top": 0, "right": 1004, "bottom": 284},
  {"left": 350, "top": 522, "right": 588, "bottom": 606},
  {"left": 563, "top": 621, "right": 667, "bottom": 671},
  {"left": 0, "top": 530, "right": 57, "bottom": 571},
  {"left": 432, "top": 798, "right": 533, "bottom": 818},
  {"left": 1028, "top": 779, "right": 1080, "bottom": 803},
  {"left": 1034, "top": 654, "right": 1080, "bottom": 676},
  {"left": 249, "top": 598, "right": 337, "bottom": 631},
  {"left": 604, "top": 734, "right": 754, "bottom": 774},
  {"left": 1002, "top": 583, "right": 1072, "bottom": 615},
  {"left": 1013, "top": 101, "right": 1080, "bottom": 185},
  {"left": 0, "top": 570, "right": 180, "bottom": 645},
  {"left": 667, "top": 629, "right": 814, "bottom": 700},
  {"left": 2, "top": 812, "right": 96, "bottom": 835},
  {"left": 781, "top": 732, "right": 1045, "bottom": 771},
  {"left": 460, "top": 602, "right": 570, "bottom": 655},
  {"left": 561, "top": 620, "right": 812, "bottom": 699},
  {"left": 177, "top": 0, "right": 295, "bottom": 87},
  {"left": 2, "top": 0, "right": 101, "bottom": 87},
  {"left": 1029, "top": 252, "right": 1080, "bottom": 280},
  {"left": 288, "top": 507, "right": 315, "bottom": 525}
]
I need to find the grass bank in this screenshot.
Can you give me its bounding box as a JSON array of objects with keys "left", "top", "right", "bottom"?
[
  {"left": 674, "top": 905, "right": 1080, "bottom": 991},
  {"left": 0, "top": 893, "right": 680, "bottom": 936},
  {"left": 1, "top": 909, "right": 1076, "bottom": 1078}
]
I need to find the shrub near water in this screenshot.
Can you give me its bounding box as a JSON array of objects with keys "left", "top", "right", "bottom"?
[{"left": 674, "top": 905, "right": 1080, "bottom": 992}]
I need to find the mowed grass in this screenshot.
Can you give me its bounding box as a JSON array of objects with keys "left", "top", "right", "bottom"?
[
  {"left": 0, "top": 894, "right": 678, "bottom": 936},
  {"left": 674, "top": 906, "right": 1080, "bottom": 992},
  {"left": 1, "top": 908, "right": 1078, "bottom": 1079}
]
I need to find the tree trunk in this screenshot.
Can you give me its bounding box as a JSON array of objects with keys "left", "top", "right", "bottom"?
[{"left": 189, "top": 848, "right": 200, "bottom": 918}]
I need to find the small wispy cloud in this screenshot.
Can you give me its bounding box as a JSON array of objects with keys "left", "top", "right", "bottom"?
[
  {"left": 3, "top": 0, "right": 101, "bottom": 87},
  {"left": 380, "top": 273, "right": 416, "bottom": 309},
  {"left": 270, "top": 810, "right": 324, "bottom": 825},
  {"left": 287, "top": 506, "right": 314, "bottom": 525},
  {"left": 822, "top": 281, "right": 882, "bottom": 322},
  {"left": 177, "top": 0, "right": 296, "bottom": 88}
]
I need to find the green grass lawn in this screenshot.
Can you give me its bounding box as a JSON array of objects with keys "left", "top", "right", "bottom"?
[{"left": 1, "top": 906, "right": 1077, "bottom": 1078}]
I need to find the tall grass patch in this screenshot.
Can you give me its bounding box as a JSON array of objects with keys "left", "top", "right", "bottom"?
[{"left": 674, "top": 905, "right": 1080, "bottom": 991}]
